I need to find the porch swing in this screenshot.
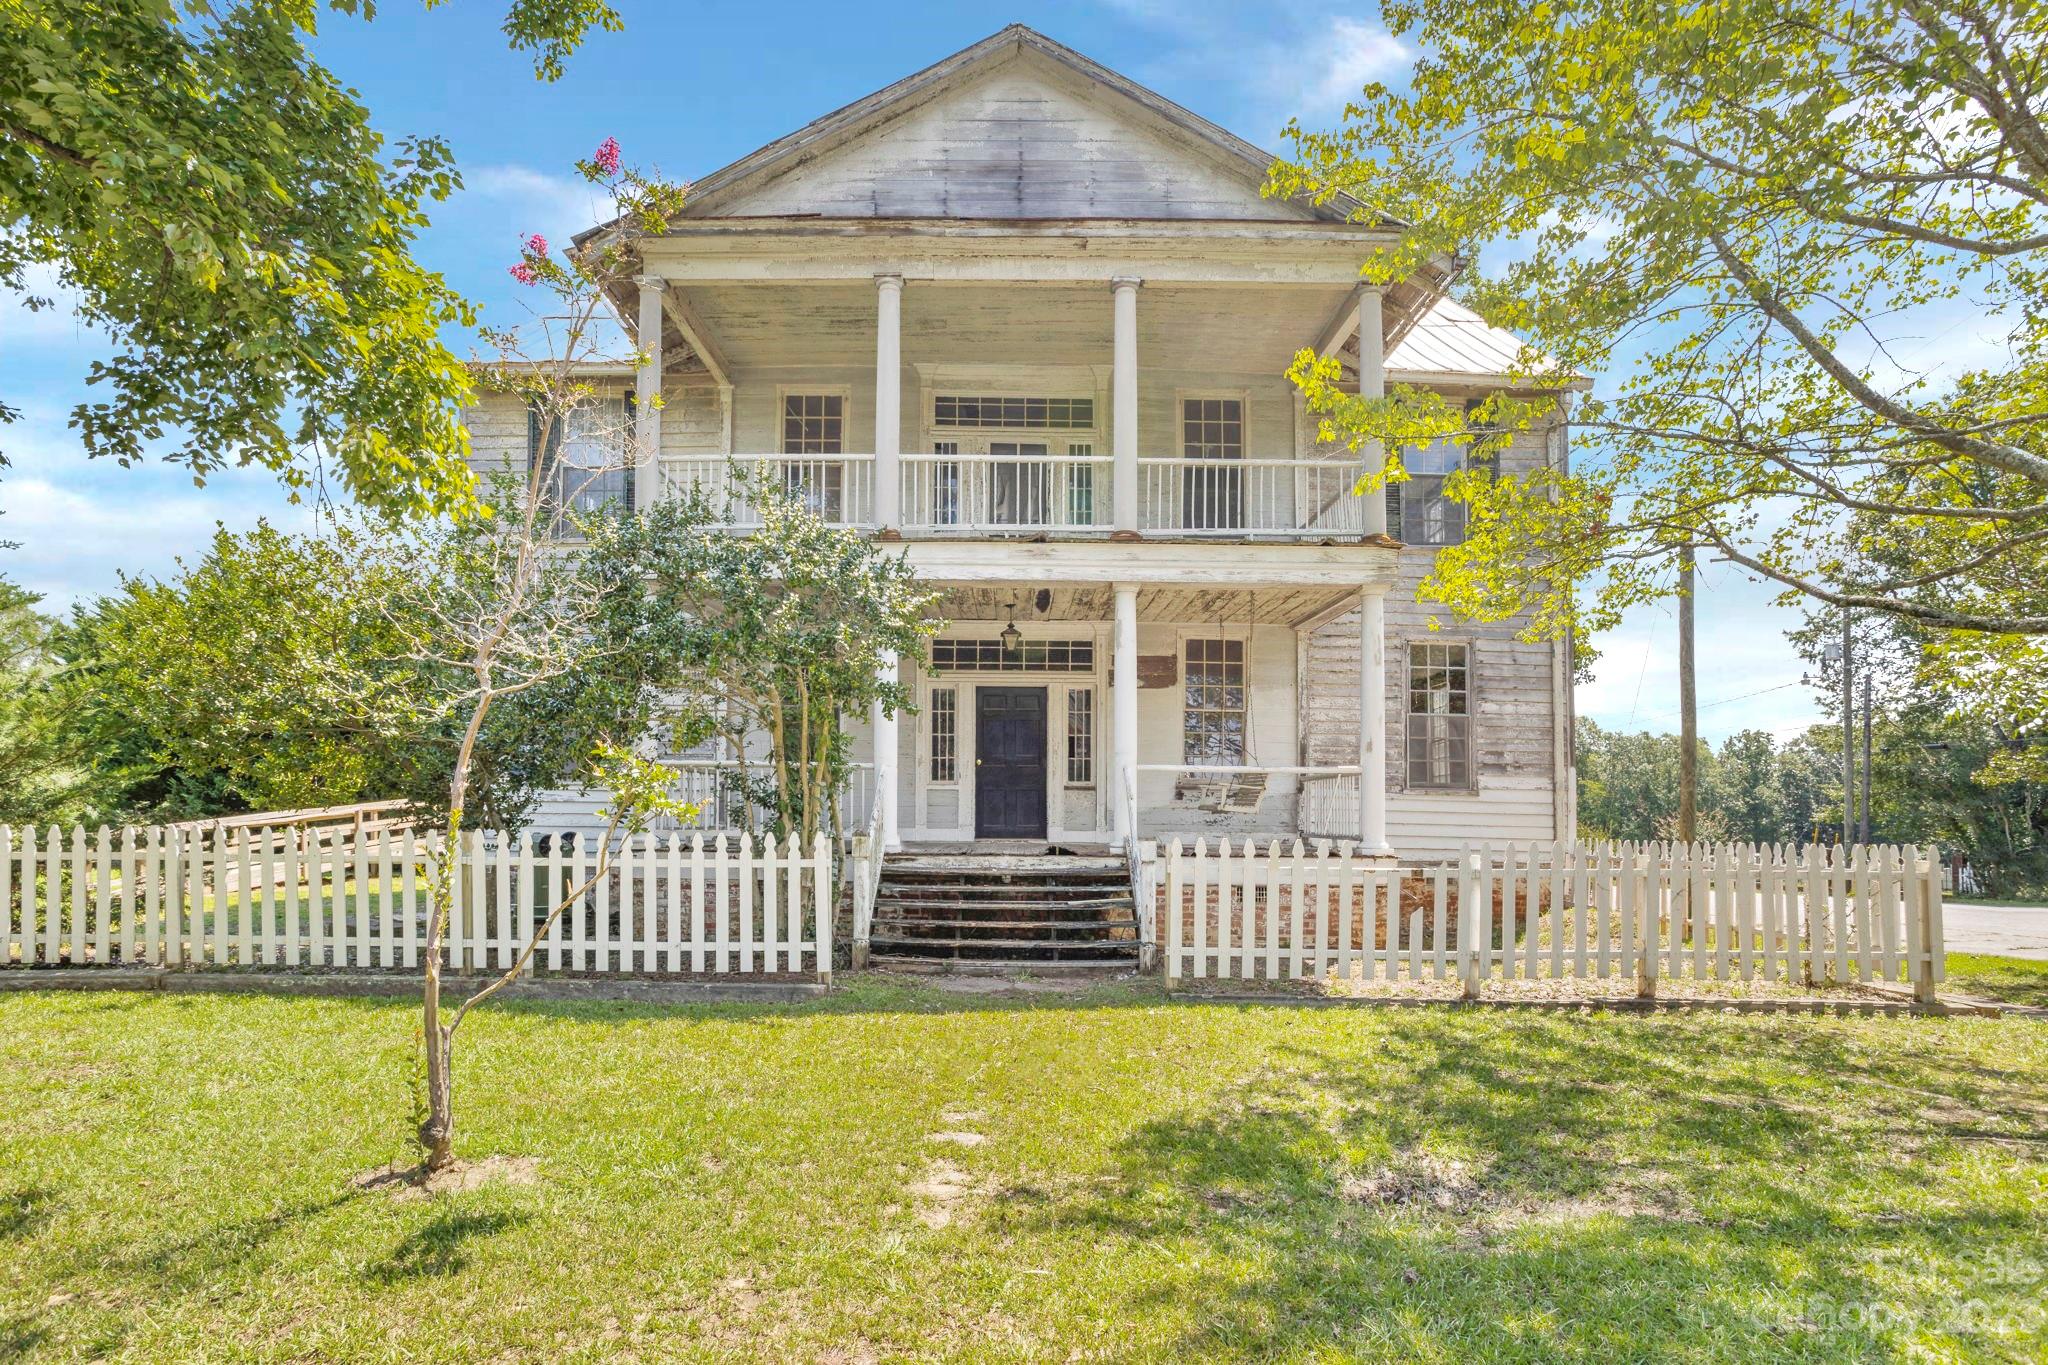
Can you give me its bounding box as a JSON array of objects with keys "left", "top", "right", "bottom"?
[{"left": 1173, "top": 594, "right": 1269, "bottom": 815}]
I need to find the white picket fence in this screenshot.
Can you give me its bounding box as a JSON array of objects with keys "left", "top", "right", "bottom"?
[
  {"left": 0, "top": 823, "right": 833, "bottom": 981},
  {"left": 1160, "top": 839, "right": 1946, "bottom": 1000}
]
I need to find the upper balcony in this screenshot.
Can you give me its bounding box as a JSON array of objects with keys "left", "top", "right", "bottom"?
[{"left": 657, "top": 451, "right": 1375, "bottom": 541}]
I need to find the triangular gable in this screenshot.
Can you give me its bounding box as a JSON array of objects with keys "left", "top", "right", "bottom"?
[{"left": 680, "top": 26, "right": 1376, "bottom": 224}]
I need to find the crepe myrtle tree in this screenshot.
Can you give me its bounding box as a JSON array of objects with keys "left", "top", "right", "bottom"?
[
  {"left": 402, "top": 142, "right": 689, "bottom": 1173},
  {"left": 615, "top": 491, "right": 940, "bottom": 850},
  {"left": 1271, "top": 0, "right": 2048, "bottom": 758}
]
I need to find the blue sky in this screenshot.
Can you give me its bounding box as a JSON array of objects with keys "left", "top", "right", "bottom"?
[{"left": 0, "top": 0, "right": 1869, "bottom": 744}]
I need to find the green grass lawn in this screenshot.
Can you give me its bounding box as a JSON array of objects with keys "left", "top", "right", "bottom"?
[
  {"left": 1945, "top": 952, "right": 2048, "bottom": 1008},
  {"left": 3, "top": 982, "right": 2044, "bottom": 1362}
]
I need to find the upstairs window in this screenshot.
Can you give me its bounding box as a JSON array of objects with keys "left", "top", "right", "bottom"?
[
  {"left": 533, "top": 397, "right": 633, "bottom": 531},
  {"left": 1387, "top": 403, "right": 1497, "bottom": 546},
  {"left": 780, "top": 393, "right": 845, "bottom": 520},
  {"left": 933, "top": 396, "right": 1094, "bottom": 430},
  {"left": 1181, "top": 397, "right": 1244, "bottom": 529}
]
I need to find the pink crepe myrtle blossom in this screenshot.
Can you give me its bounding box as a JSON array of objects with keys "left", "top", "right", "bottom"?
[
  {"left": 525, "top": 233, "right": 548, "bottom": 256},
  {"left": 592, "top": 137, "right": 621, "bottom": 176},
  {"left": 508, "top": 262, "right": 538, "bottom": 285}
]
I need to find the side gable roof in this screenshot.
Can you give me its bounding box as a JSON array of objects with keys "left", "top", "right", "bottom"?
[{"left": 588, "top": 25, "right": 1385, "bottom": 232}]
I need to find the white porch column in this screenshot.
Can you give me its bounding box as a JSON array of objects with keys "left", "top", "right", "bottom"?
[
  {"left": 1112, "top": 583, "right": 1140, "bottom": 848},
  {"left": 1357, "top": 286, "right": 1388, "bottom": 538},
  {"left": 634, "top": 273, "right": 665, "bottom": 512},
  {"left": 1111, "top": 277, "right": 1140, "bottom": 537},
  {"left": 872, "top": 648, "right": 902, "bottom": 852},
  {"left": 1358, "top": 585, "right": 1392, "bottom": 854},
  {"left": 873, "top": 273, "right": 903, "bottom": 533}
]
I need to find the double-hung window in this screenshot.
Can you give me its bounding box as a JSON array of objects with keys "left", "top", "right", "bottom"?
[
  {"left": 781, "top": 393, "right": 845, "bottom": 521},
  {"left": 533, "top": 397, "right": 633, "bottom": 534},
  {"left": 1183, "top": 638, "right": 1247, "bottom": 765},
  {"left": 1387, "top": 404, "right": 1497, "bottom": 546},
  {"left": 1181, "top": 397, "right": 1244, "bottom": 530},
  {"left": 1406, "top": 642, "right": 1471, "bottom": 787}
]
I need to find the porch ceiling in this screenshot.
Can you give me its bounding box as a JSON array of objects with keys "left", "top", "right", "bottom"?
[
  {"left": 662, "top": 280, "right": 1358, "bottom": 376},
  {"left": 931, "top": 582, "right": 1355, "bottom": 628}
]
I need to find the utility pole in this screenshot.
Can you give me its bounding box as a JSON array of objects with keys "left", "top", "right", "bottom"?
[
  {"left": 1677, "top": 543, "right": 1697, "bottom": 843},
  {"left": 1841, "top": 609, "right": 1855, "bottom": 847},
  {"left": 1860, "top": 672, "right": 1873, "bottom": 844}
]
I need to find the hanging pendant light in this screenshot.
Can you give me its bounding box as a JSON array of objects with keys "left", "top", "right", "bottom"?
[{"left": 999, "top": 598, "right": 1023, "bottom": 655}]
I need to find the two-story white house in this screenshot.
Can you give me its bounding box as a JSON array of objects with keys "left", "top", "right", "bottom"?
[{"left": 484, "top": 25, "right": 1580, "bottom": 885}]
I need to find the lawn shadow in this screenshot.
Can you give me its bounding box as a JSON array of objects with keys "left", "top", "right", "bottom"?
[
  {"left": 368, "top": 1208, "right": 531, "bottom": 1282},
  {"left": 126, "top": 1191, "right": 363, "bottom": 1292},
  {"left": 0, "top": 1188, "right": 56, "bottom": 1242},
  {"left": 1006, "top": 1012, "right": 2041, "bottom": 1360}
]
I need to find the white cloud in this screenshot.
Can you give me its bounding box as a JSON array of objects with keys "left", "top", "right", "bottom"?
[
  {"left": 1091, "top": 4, "right": 1412, "bottom": 142},
  {"left": 0, "top": 421, "right": 323, "bottom": 611},
  {"left": 0, "top": 261, "right": 94, "bottom": 349},
  {"left": 1295, "top": 18, "right": 1410, "bottom": 115},
  {"left": 466, "top": 163, "right": 589, "bottom": 204}
]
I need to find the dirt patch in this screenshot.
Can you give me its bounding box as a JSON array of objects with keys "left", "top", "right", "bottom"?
[
  {"left": 1340, "top": 1150, "right": 1483, "bottom": 1213},
  {"left": 908, "top": 1158, "right": 990, "bottom": 1229},
  {"left": 1488, "top": 1171, "right": 1696, "bottom": 1231},
  {"left": 927, "top": 1130, "right": 988, "bottom": 1147},
  {"left": 352, "top": 1154, "right": 540, "bottom": 1201}
]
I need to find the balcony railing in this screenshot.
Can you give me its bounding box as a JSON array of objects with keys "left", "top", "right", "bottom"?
[
  {"left": 660, "top": 455, "right": 877, "bottom": 530},
  {"left": 1138, "top": 458, "right": 1365, "bottom": 537},
  {"left": 901, "top": 452, "right": 1113, "bottom": 534},
  {"left": 655, "top": 454, "right": 1370, "bottom": 539}
]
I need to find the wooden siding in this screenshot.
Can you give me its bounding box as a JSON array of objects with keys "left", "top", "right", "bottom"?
[
  {"left": 1302, "top": 425, "right": 1568, "bottom": 857},
  {"left": 463, "top": 394, "right": 532, "bottom": 481},
  {"left": 710, "top": 62, "right": 1307, "bottom": 223}
]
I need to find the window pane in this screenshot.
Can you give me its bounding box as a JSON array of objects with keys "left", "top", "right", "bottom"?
[
  {"left": 931, "top": 395, "right": 1094, "bottom": 430},
  {"left": 1404, "top": 643, "right": 1471, "bottom": 786},
  {"left": 930, "top": 688, "right": 957, "bottom": 782},
  {"left": 1183, "top": 638, "right": 1247, "bottom": 765},
  {"left": 1066, "top": 688, "right": 1094, "bottom": 784}
]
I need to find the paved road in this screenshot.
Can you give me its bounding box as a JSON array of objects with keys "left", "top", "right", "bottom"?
[{"left": 1944, "top": 903, "right": 2048, "bottom": 960}]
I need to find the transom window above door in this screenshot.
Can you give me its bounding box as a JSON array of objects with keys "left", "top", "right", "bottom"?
[{"left": 933, "top": 395, "right": 1094, "bottom": 430}]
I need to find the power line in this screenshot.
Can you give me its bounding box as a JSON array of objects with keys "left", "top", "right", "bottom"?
[{"left": 1639, "top": 678, "right": 1805, "bottom": 723}]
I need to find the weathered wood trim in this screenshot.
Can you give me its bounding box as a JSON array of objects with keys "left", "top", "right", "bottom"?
[
  {"left": 662, "top": 290, "right": 733, "bottom": 389},
  {"left": 898, "top": 540, "right": 1399, "bottom": 588},
  {"left": 665, "top": 26, "right": 1376, "bottom": 225}
]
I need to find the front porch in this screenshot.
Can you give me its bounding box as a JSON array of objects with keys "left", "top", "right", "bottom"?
[{"left": 858, "top": 561, "right": 1395, "bottom": 855}]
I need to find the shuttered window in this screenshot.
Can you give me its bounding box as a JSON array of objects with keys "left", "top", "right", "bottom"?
[{"left": 1386, "top": 403, "right": 1496, "bottom": 546}]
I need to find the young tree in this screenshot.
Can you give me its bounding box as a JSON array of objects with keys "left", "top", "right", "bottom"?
[
  {"left": 1273, "top": 0, "right": 2048, "bottom": 725},
  {"left": 1, "top": 0, "right": 619, "bottom": 510},
  {"left": 397, "top": 145, "right": 691, "bottom": 1171}
]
